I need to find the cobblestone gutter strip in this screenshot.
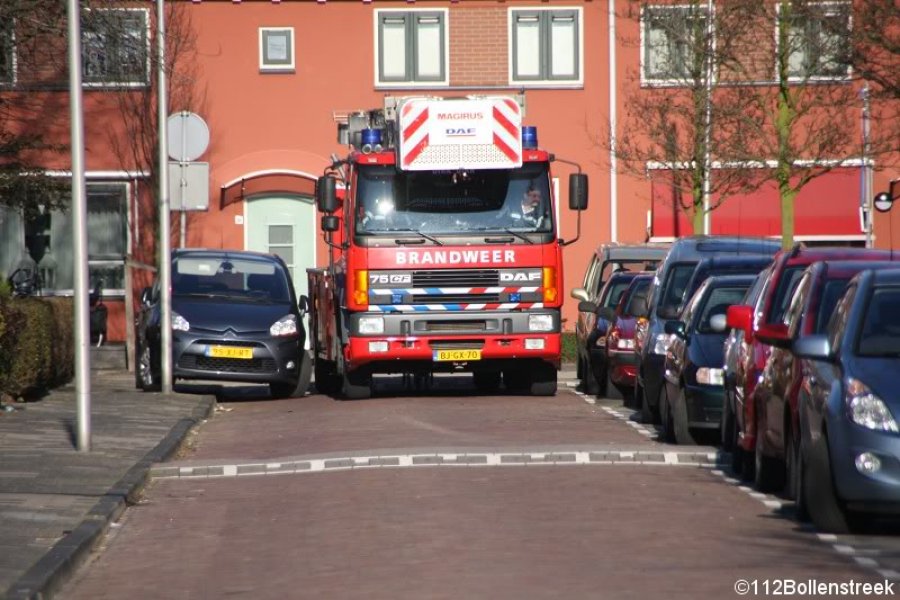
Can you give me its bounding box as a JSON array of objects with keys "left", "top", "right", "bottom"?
[
  {"left": 5, "top": 396, "right": 216, "bottom": 600},
  {"left": 151, "top": 449, "right": 730, "bottom": 480}
]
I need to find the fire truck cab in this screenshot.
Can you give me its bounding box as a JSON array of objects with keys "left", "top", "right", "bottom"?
[{"left": 309, "top": 95, "right": 588, "bottom": 399}]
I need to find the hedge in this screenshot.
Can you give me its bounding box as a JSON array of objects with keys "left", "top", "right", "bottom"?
[{"left": 0, "top": 286, "right": 75, "bottom": 400}]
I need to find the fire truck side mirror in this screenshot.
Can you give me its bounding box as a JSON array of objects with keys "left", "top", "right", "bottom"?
[
  {"left": 569, "top": 174, "right": 588, "bottom": 211},
  {"left": 316, "top": 176, "right": 339, "bottom": 213},
  {"left": 321, "top": 215, "right": 340, "bottom": 233}
]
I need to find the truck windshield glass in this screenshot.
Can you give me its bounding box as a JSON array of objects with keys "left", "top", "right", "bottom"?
[{"left": 355, "top": 163, "right": 553, "bottom": 235}]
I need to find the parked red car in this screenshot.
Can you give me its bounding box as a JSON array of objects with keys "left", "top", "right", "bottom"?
[
  {"left": 601, "top": 273, "right": 653, "bottom": 402},
  {"left": 752, "top": 260, "right": 900, "bottom": 493},
  {"left": 724, "top": 245, "right": 896, "bottom": 485}
]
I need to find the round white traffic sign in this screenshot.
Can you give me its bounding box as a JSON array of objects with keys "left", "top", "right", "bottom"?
[{"left": 167, "top": 112, "right": 210, "bottom": 162}]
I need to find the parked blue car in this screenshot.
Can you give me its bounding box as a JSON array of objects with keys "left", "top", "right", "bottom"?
[{"left": 793, "top": 268, "right": 900, "bottom": 533}]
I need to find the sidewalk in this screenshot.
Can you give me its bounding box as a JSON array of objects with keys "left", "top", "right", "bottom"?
[{"left": 0, "top": 371, "right": 215, "bottom": 600}]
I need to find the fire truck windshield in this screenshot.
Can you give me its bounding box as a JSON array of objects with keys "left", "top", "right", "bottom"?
[{"left": 355, "top": 163, "right": 553, "bottom": 236}]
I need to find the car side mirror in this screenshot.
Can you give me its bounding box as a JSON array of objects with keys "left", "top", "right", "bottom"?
[
  {"left": 792, "top": 334, "right": 833, "bottom": 362},
  {"left": 578, "top": 300, "right": 598, "bottom": 313},
  {"left": 298, "top": 294, "right": 309, "bottom": 316},
  {"left": 756, "top": 323, "right": 791, "bottom": 349},
  {"left": 664, "top": 319, "right": 686, "bottom": 339},
  {"left": 140, "top": 286, "right": 153, "bottom": 306},
  {"left": 568, "top": 173, "right": 588, "bottom": 211},
  {"left": 726, "top": 305, "right": 753, "bottom": 339},
  {"left": 709, "top": 314, "right": 727, "bottom": 333},
  {"left": 571, "top": 287, "right": 589, "bottom": 302}
]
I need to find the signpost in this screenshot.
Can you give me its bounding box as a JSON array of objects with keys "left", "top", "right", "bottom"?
[{"left": 167, "top": 111, "right": 210, "bottom": 247}]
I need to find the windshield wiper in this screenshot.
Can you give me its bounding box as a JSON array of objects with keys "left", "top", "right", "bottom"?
[
  {"left": 471, "top": 227, "right": 534, "bottom": 245},
  {"left": 383, "top": 228, "right": 444, "bottom": 246}
]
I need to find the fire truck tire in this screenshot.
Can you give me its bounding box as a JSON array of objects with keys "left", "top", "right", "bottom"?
[
  {"left": 341, "top": 369, "right": 372, "bottom": 400},
  {"left": 530, "top": 363, "right": 557, "bottom": 396},
  {"left": 502, "top": 368, "right": 530, "bottom": 393},
  {"left": 473, "top": 371, "right": 501, "bottom": 393}
]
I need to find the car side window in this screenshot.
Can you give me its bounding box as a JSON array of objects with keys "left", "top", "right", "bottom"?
[
  {"left": 583, "top": 256, "right": 599, "bottom": 294},
  {"left": 826, "top": 283, "right": 857, "bottom": 351},
  {"left": 784, "top": 271, "right": 812, "bottom": 336}
]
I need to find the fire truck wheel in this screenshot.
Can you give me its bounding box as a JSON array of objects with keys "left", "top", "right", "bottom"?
[
  {"left": 502, "top": 368, "right": 530, "bottom": 393},
  {"left": 473, "top": 371, "right": 501, "bottom": 393},
  {"left": 341, "top": 369, "right": 372, "bottom": 400},
  {"left": 530, "top": 363, "right": 558, "bottom": 396}
]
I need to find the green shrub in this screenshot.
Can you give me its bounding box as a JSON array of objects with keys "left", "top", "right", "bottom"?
[
  {"left": 561, "top": 332, "right": 577, "bottom": 365},
  {"left": 0, "top": 296, "right": 74, "bottom": 399}
]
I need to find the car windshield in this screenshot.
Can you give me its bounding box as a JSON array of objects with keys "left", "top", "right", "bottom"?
[
  {"left": 354, "top": 163, "right": 553, "bottom": 235},
  {"left": 657, "top": 262, "right": 697, "bottom": 316},
  {"left": 814, "top": 278, "right": 850, "bottom": 334},
  {"left": 602, "top": 278, "right": 632, "bottom": 309},
  {"left": 857, "top": 287, "right": 900, "bottom": 357},
  {"left": 768, "top": 265, "right": 805, "bottom": 324},
  {"left": 695, "top": 286, "right": 750, "bottom": 334},
  {"left": 172, "top": 256, "right": 291, "bottom": 303}
]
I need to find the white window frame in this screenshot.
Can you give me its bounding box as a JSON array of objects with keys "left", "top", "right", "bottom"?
[
  {"left": 82, "top": 7, "right": 150, "bottom": 88},
  {"left": 259, "top": 27, "right": 295, "bottom": 73},
  {"left": 640, "top": 4, "right": 712, "bottom": 87},
  {"left": 776, "top": 1, "right": 852, "bottom": 83},
  {"left": 374, "top": 8, "right": 449, "bottom": 88},
  {"left": 508, "top": 7, "right": 583, "bottom": 88},
  {"left": 0, "top": 18, "right": 15, "bottom": 86}
]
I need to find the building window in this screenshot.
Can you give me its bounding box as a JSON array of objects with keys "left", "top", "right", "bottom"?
[
  {"left": 642, "top": 5, "right": 710, "bottom": 83},
  {"left": 259, "top": 27, "right": 294, "bottom": 73},
  {"left": 0, "top": 19, "right": 13, "bottom": 85},
  {"left": 376, "top": 10, "right": 447, "bottom": 86},
  {"left": 1, "top": 183, "right": 129, "bottom": 294},
  {"left": 510, "top": 8, "right": 582, "bottom": 85},
  {"left": 82, "top": 8, "right": 148, "bottom": 87},
  {"left": 782, "top": 2, "right": 850, "bottom": 80}
]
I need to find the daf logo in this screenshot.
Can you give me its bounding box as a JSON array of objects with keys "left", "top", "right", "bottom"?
[{"left": 500, "top": 272, "right": 542, "bottom": 283}]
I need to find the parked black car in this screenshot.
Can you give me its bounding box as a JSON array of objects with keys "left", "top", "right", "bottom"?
[
  {"left": 135, "top": 249, "right": 312, "bottom": 399},
  {"left": 661, "top": 274, "right": 757, "bottom": 444}
]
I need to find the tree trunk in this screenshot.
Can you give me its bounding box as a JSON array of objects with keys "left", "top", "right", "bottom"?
[{"left": 779, "top": 182, "right": 796, "bottom": 250}]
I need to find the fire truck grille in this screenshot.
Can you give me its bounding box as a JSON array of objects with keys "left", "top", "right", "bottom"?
[
  {"left": 413, "top": 269, "right": 499, "bottom": 287},
  {"left": 412, "top": 293, "right": 501, "bottom": 304},
  {"left": 424, "top": 320, "right": 488, "bottom": 332}
]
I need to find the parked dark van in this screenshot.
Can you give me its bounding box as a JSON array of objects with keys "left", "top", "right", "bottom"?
[{"left": 635, "top": 236, "right": 780, "bottom": 423}]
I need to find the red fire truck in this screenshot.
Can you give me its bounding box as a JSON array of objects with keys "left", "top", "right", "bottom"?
[{"left": 309, "top": 95, "right": 587, "bottom": 399}]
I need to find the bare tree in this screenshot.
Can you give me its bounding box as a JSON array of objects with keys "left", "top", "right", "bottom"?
[
  {"left": 845, "top": 0, "right": 900, "bottom": 101},
  {"left": 0, "top": 0, "right": 70, "bottom": 219},
  {"left": 731, "top": 0, "right": 896, "bottom": 249},
  {"left": 605, "top": 1, "right": 769, "bottom": 234}
]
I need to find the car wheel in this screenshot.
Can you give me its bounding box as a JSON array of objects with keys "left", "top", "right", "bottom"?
[
  {"left": 270, "top": 351, "right": 312, "bottom": 399},
  {"left": 721, "top": 393, "right": 735, "bottom": 452},
  {"left": 659, "top": 385, "right": 675, "bottom": 443},
  {"left": 137, "top": 340, "right": 161, "bottom": 392},
  {"left": 673, "top": 387, "right": 696, "bottom": 445},
  {"left": 803, "top": 432, "right": 849, "bottom": 534},
  {"left": 754, "top": 414, "right": 786, "bottom": 492},
  {"left": 583, "top": 356, "right": 600, "bottom": 396},
  {"left": 530, "top": 362, "right": 558, "bottom": 396},
  {"left": 787, "top": 425, "right": 806, "bottom": 517},
  {"left": 640, "top": 379, "right": 657, "bottom": 424},
  {"left": 473, "top": 371, "right": 501, "bottom": 393}
]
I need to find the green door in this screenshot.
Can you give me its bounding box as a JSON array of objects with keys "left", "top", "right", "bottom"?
[{"left": 246, "top": 195, "right": 316, "bottom": 302}]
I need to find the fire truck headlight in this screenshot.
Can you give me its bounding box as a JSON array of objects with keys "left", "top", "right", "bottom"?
[
  {"left": 528, "top": 314, "right": 554, "bottom": 332},
  {"left": 359, "top": 316, "right": 385, "bottom": 335}
]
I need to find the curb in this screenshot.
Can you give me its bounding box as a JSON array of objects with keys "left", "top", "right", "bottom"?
[{"left": 5, "top": 395, "right": 216, "bottom": 600}]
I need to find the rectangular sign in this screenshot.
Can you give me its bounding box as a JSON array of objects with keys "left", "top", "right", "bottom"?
[
  {"left": 207, "top": 346, "right": 253, "bottom": 359},
  {"left": 398, "top": 97, "right": 523, "bottom": 171},
  {"left": 433, "top": 349, "right": 482, "bottom": 362}
]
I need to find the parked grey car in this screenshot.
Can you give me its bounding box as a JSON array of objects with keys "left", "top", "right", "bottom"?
[
  {"left": 135, "top": 249, "right": 312, "bottom": 399},
  {"left": 793, "top": 268, "right": 900, "bottom": 533}
]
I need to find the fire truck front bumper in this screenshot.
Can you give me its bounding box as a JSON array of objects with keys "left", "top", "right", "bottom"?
[{"left": 345, "top": 309, "right": 561, "bottom": 371}]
